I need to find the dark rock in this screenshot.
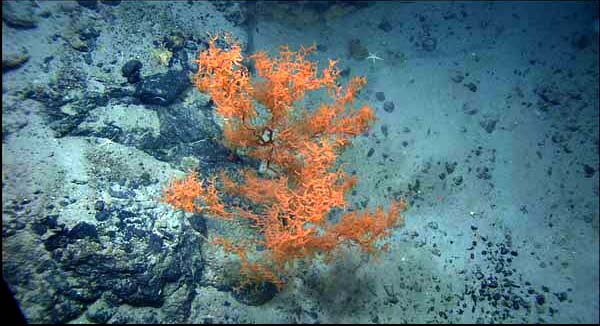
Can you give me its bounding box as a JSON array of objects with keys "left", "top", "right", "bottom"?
[
  {"left": 232, "top": 281, "right": 279, "bottom": 306},
  {"left": 378, "top": 20, "right": 393, "bottom": 32},
  {"left": 380, "top": 124, "right": 388, "bottom": 137},
  {"left": 555, "top": 291, "right": 568, "bottom": 302},
  {"left": 100, "top": 0, "right": 121, "bottom": 6},
  {"left": 68, "top": 222, "right": 99, "bottom": 241},
  {"left": 535, "top": 294, "right": 545, "bottom": 305},
  {"left": 86, "top": 302, "right": 116, "bottom": 323},
  {"left": 583, "top": 164, "right": 595, "bottom": 178},
  {"left": 31, "top": 221, "right": 48, "bottom": 236},
  {"left": 494, "top": 262, "right": 504, "bottom": 273},
  {"left": 450, "top": 71, "right": 464, "bottom": 83},
  {"left": 375, "top": 91, "right": 386, "bottom": 101},
  {"left": 112, "top": 273, "right": 163, "bottom": 307},
  {"left": 427, "top": 221, "right": 439, "bottom": 230},
  {"left": 188, "top": 214, "right": 207, "bottom": 237},
  {"left": 44, "top": 230, "right": 70, "bottom": 251},
  {"left": 452, "top": 175, "right": 463, "bottom": 186},
  {"left": 121, "top": 59, "right": 143, "bottom": 84},
  {"left": 80, "top": 27, "right": 100, "bottom": 41},
  {"left": 3, "top": 47, "right": 30, "bottom": 72},
  {"left": 95, "top": 209, "right": 111, "bottom": 222},
  {"left": 462, "top": 102, "right": 478, "bottom": 115},
  {"left": 339, "top": 67, "right": 351, "bottom": 78},
  {"left": 383, "top": 101, "right": 395, "bottom": 113},
  {"left": 77, "top": 0, "right": 99, "bottom": 10},
  {"left": 572, "top": 34, "right": 590, "bottom": 50},
  {"left": 445, "top": 162, "right": 457, "bottom": 174},
  {"left": 421, "top": 37, "right": 437, "bottom": 51},
  {"left": 94, "top": 200, "right": 105, "bottom": 211},
  {"left": 464, "top": 82, "right": 477, "bottom": 92},
  {"left": 147, "top": 233, "right": 164, "bottom": 253},
  {"left": 510, "top": 250, "right": 518, "bottom": 256},
  {"left": 500, "top": 247, "right": 509, "bottom": 255},
  {"left": 480, "top": 118, "right": 498, "bottom": 134},
  {"left": 164, "top": 31, "right": 186, "bottom": 52},
  {"left": 512, "top": 299, "right": 520, "bottom": 310},
  {"left": 2, "top": 1, "right": 37, "bottom": 29},
  {"left": 349, "top": 39, "right": 369, "bottom": 61},
  {"left": 367, "top": 148, "right": 375, "bottom": 157},
  {"left": 135, "top": 70, "right": 190, "bottom": 106}
]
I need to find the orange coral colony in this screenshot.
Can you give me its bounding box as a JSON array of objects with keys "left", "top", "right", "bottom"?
[{"left": 162, "top": 33, "right": 406, "bottom": 288}]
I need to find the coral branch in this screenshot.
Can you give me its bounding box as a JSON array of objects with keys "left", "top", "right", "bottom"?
[{"left": 163, "top": 34, "right": 406, "bottom": 289}]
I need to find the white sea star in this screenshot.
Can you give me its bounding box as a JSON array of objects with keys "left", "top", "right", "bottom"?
[{"left": 366, "top": 52, "right": 384, "bottom": 64}]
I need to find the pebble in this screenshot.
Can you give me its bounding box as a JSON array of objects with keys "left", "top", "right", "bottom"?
[{"left": 383, "top": 101, "right": 395, "bottom": 113}]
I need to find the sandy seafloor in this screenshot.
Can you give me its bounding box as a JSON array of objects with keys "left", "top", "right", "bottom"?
[{"left": 2, "top": 0, "right": 598, "bottom": 324}]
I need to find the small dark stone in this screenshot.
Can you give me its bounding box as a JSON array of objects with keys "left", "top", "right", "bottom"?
[
  {"left": 375, "top": 91, "right": 386, "bottom": 101},
  {"left": 232, "top": 281, "right": 279, "bottom": 306},
  {"left": 495, "top": 262, "right": 504, "bottom": 273},
  {"left": 146, "top": 233, "right": 164, "bottom": 253},
  {"left": 445, "top": 162, "right": 457, "bottom": 174},
  {"left": 380, "top": 124, "right": 389, "bottom": 137},
  {"left": 583, "top": 164, "right": 595, "bottom": 178},
  {"left": 427, "top": 221, "right": 438, "bottom": 230},
  {"left": 367, "top": 148, "right": 375, "bottom": 158},
  {"left": 510, "top": 250, "right": 518, "bottom": 256},
  {"left": 572, "top": 34, "right": 590, "bottom": 50},
  {"left": 421, "top": 37, "right": 437, "bottom": 51},
  {"left": 512, "top": 300, "right": 520, "bottom": 310},
  {"left": 535, "top": 294, "right": 545, "bottom": 305},
  {"left": 383, "top": 101, "right": 395, "bottom": 113},
  {"left": 464, "top": 82, "right": 477, "bottom": 92},
  {"left": 480, "top": 118, "right": 498, "bottom": 134},
  {"left": 500, "top": 247, "right": 509, "bottom": 255},
  {"left": 77, "top": 0, "right": 99, "bottom": 10},
  {"left": 31, "top": 221, "right": 48, "bottom": 236},
  {"left": 68, "top": 222, "right": 99, "bottom": 241},
  {"left": 95, "top": 209, "right": 111, "bottom": 222},
  {"left": 94, "top": 200, "right": 105, "bottom": 211},
  {"left": 79, "top": 27, "right": 100, "bottom": 40},
  {"left": 470, "top": 225, "right": 478, "bottom": 231},
  {"left": 378, "top": 20, "right": 393, "bottom": 32},
  {"left": 316, "top": 44, "right": 327, "bottom": 52},
  {"left": 164, "top": 31, "right": 186, "bottom": 51},
  {"left": 135, "top": 70, "right": 190, "bottom": 105},
  {"left": 451, "top": 72, "right": 465, "bottom": 83},
  {"left": 189, "top": 214, "right": 207, "bottom": 237},
  {"left": 121, "top": 60, "right": 143, "bottom": 84},
  {"left": 462, "top": 102, "right": 478, "bottom": 115},
  {"left": 100, "top": 0, "right": 121, "bottom": 6},
  {"left": 339, "top": 67, "right": 351, "bottom": 78},
  {"left": 453, "top": 176, "right": 463, "bottom": 186},
  {"left": 555, "top": 291, "right": 568, "bottom": 302}
]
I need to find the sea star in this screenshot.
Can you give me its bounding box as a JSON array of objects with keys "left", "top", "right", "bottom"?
[{"left": 366, "top": 52, "right": 384, "bottom": 64}]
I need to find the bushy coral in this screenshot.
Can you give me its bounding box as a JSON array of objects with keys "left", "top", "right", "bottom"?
[{"left": 162, "top": 33, "right": 406, "bottom": 289}]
